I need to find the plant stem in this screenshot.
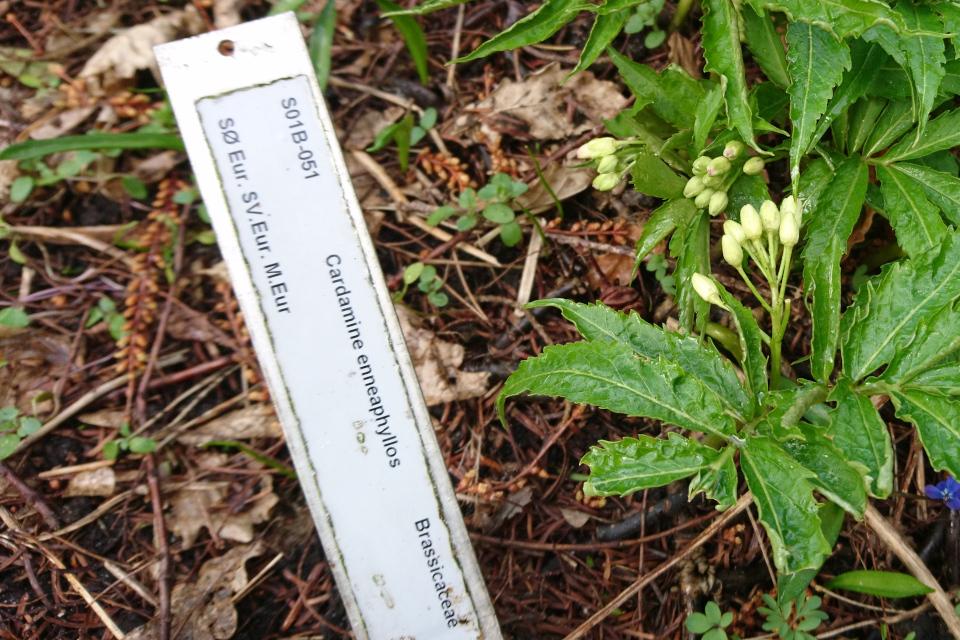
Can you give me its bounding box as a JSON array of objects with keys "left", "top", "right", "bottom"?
[
  {"left": 770, "top": 304, "right": 782, "bottom": 391},
  {"left": 736, "top": 267, "right": 773, "bottom": 313}
]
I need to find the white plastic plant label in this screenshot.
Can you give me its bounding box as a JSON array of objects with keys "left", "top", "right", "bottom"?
[{"left": 155, "top": 13, "right": 501, "bottom": 640}]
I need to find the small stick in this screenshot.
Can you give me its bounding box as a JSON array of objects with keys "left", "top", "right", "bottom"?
[
  {"left": 104, "top": 560, "right": 160, "bottom": 608},
  {"left": 446, "top": 4, "right": 466, "bottom": 90},
  {"left": 146, "top": 454, "right": 171, "bottom": 640},
  {"left": 0, "top": 461, "right": 61, "bottom": 529},
  {"left": 514, "top": 221, "right": 544, "bottom": 316},
  {"left": 563, "top": 493, "right": 753, "bottom": 640}
]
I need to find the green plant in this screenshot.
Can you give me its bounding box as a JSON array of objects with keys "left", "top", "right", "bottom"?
[
  {"left": 758, "top": 592, "right": 828, "bottom": 640},
  {"left": 395, "top": 262, "right": 449, "bottom": 307},
  {"left": 825, "top": 570, "right": 934, "bottom": 599},
  {"left": 0, "top": 406, "right": 41, "bottom": 460},
  {"left": 624, "top": 0, "right": 667, "bottom": 49},
  {"left": 427, "top": 173, "right": 528, "bottom": 246},
  {"left": 685, "top": 601, "right": 735, "bottom": 640},
  {"left": 103, "top": 421, "right": 157, "bottom": 460},
  {"left": 368, "top": 108, "right": 438, "bottom": 172},
  {"left": 86, "top": 296, "right": 129, "bottom": 341},
  {"left": 644, "top": 252, "right": 675, "bottom": 295},
  {"left": 0, "top": 307, "right": 29, "bottom": 328}
]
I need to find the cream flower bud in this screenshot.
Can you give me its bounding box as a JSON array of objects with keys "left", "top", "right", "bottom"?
[
  {"left": 684, "top": 176, "right": 706, "bottom": 198},
  {"left": 779, "top": 209, "right": 799, "bottom": 246},
  {"left": 709, "top": 191, "right": 728, "bottom": 216},
  {"left": 743, "top": 156, "right": 765, "bottom": 175},
  {"left": 692, "top": 273, "right": 723, "bottom": 306},
  {"left": 723, "top": 220, "right": 747, "bottom": 244},
  {"left": 740, "top": 204, "right": 763, "bottom": 240},
  {"left": 592, "top": 173, "right": 620, "bottom": 191},
  {"left": 694, "top": 188, "right": 716, "bottom": 209},
  {"left": 577, "top": 137, "right": 619, "bottom": 159},
  {"left": 760, "top": 200, "right": 781, "bottom": 233},
  {"left": 781, "top": 195, "right": 799, "bottom": 225},
  {"left": 722, "top": 234, "right": 744, "bottom": 267},
  {"left": 702, "top": 174, "right": 723, "bottom": 188},
  {"left": 723, "top": 141, "right": 745, "bottom": 159},
  {"left": 707, "top": 156, "right": 731, "bottom": 177},
  {"left": 597, "top": 155, "right": 619, "bottom": 174},
  {"left": 692, "top": 156, "right": 711, "bottom": 176}
]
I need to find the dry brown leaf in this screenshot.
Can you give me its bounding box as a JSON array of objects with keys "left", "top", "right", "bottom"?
[
  {"left": 0, "top": 333, "right": 72, "bottom": 409},
  {"left": 213, "top": 0, "right": 247, "bottom": 29},
  {"left": 346, "top": 105, "right": 405, "bottom": 150},
  {"left": 165, "top": 304, "right": 235, "bottom": 348},
  {"left": 29, "top": 106, "right": 97, "bottom": 140},
  {"left": 846, "top": 209, "right": 876, "bottom": 256},
  {"left": 166, "top": 476, "right": 278, "bottom": 548},
  {"left": 338, "top": 49, "right": 375, "bottom": 77},
  {"left": 80, "top": 6, "right": 205, "bottom": 85},
  {"left": 132, "top": 151, "right": 184, "bottom": 184},
  {"left": 444, "top": 63, "right": 628, "bottom": 146},
  {"left": 178, "top": 405, "right": 282, "bottom": 446},
  {"left": 667, "top": 32, "right": 703, "bottom": 79},
  {"left": 63, "top": 467, "right": 116, "bottom": 497},
  {"left": 0, "top": 158, "right": 18, "bottom": 201},
  {"left": 515, "top": 161, "right": 595, "bottom": 213},
  {"left": 126, "top": 541, "right": 264, "bottom": 640},
  {"left": 559, "top": 507, "right": 591, "bottom": 529},
  {"left": 395, "top": 306, "right": 489, "bottom": 406},
  {"left": 78, "top": 409, "right": 126, "bottom": 428}
]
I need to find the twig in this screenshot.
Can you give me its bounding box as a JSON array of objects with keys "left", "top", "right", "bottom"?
[
  {"left": 746, "top": 505, "right": 776, "bottom": 589},
  {"left": 563, "top": 493, "right": 753, "bottom": 640},
  {"left": 104, "top": 560, "right": 160, "bottom": 608},
  {"left": 7, "top": 225, "right": 136, "bottom": 267},
  {"left": 817, "top": 601, "right": 933, "bottom": 639},
  {"left": 0, "top": 462, "right": 61, "bottom": 529},
  {"left": 863, "top": 504, "right": 960, "bottom": 637},
  {"left": 146, "top": 454, "right": 171, "bottom": 640},
  {"left": 514, "top": 220, "right": 544, "bottom": 316},
  {"left": 14, "top": 350, "right": 189, "bottom": 457},
  {"left": 446, "top": 4, "right": 466, "bottom": 90},
  {"left": 546, "top": 231, "right": 637, "bottom": 256}
]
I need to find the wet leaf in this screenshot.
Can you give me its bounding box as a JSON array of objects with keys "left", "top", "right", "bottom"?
[{"left": 826, "top": 570, "right": 934, "bottom": 598}]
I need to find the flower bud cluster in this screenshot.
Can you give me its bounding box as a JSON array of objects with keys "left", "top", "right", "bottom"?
[
  {"left": 577, "top": 137, "right": 631, "bottom": 192},
  {"left": 684, "top": 142, "right": 766, "bottom": 217}
]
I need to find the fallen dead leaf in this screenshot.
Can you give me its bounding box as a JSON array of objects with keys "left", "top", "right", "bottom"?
[
  {"left": 667, "top": 32, "right": 703, "bottom": 79},
  {"left": 559, "top": 507, "right": 591, "bottom": 529},
  {"left": 80, "top": 6, "right": 205, "bottom": 86},
  {"left": 132, "top": 151, "right": 185, "bottom": 184},
  {"left": 490, "top": 485, "right": 534, "bottom": 531},
  {"left": 29, "top": 106, "right": 97, "bottom": 140},
  {"left": 165, "top": 304, "right": 236, "bottom": 348},
  {"left": 126, "top": 541, "right": 265, "bottom": 640},
  {"left": 64, "top": 467, "right": 116, "bottom": 498},
  {"left": 585, "top": 222, "right": 642, "bottom": 289},
  {"left": 395, "top": 306, "right": 490, "bottom": 406},
  {"left": 78, "top": 409, "right": 126, "bottom": 428},
  {"left": 445, "top": 63, "right": 628, "bottom": 146},
  {"left": 177, "top": 405, "right": 282, "bottom": 446},
  {"left": 0, "top": 158, "right": 18, "bottom": 201},
  {"left": 346, "top": 105, "right": 405, "bottom": 150},
  {"left": 515, "top": 161, "right": 595, "bottom": 214},
  {"left": 846, "top": 208, "right": 876, "bottom": 256},
  {"left": 167, "top": 475, "right": 278, "bottom": 548}
]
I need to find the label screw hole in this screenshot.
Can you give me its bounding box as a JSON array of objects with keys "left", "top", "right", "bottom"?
[{"left": 218, "top": 40, "right": 235, "bottom": 56}]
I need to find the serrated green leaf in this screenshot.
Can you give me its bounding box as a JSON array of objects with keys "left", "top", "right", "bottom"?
[
  {"left": 889, "top": 387, "right": 960, "bottom": 478},
  {"left": 781, "top": 423, "right": 868, "bottom": 518},
  {"left": 742, "top": 6, "right": 790, "bottom": 89},
  {"left": 794, "top": 157, "right": 834, "bottom": 225},
  {"left": 841, "top": 229, "right": 960, "bottom": 381},
  {"left": 907, "top": 361, "right": 960, "bottom": 395},
  {"left": 878, "top": 301, "right": 960, "bottom": 386},
  {"left": 726, "top": 173, "right": 772, "bottom": 220},
  {"left": 527, "top": 299, "right": 751, "bottom": 418},
  {"left": 876, "top": 163, "right": 948, "bottom": 259},
  {"left": 694, "top": 83, "right": 725, "bottom": 155},
  {"left": 932, "top": 2, "right": 960, "bottom": 58},
  {"left": 566, "top": 9, "right": 631, "bottom": 81},
  {"left": 309, "top": 0, "right": 337, "bottom": 90},
  {"left": 826, "top": 570, "right": 934, "bottom": 598},
  {"left": 812, "top": 40, "right": 885, "bottom": 145},
  {"left": 702, "top": 0, "right": 756, "bottom": 150},
  {"left": 846, "top": 97, "right": 887, "bottom": 154},
  {"left": 715, "top": 280, "right": 767, "bottom": 402},
  {"left": 741, "top": 435, "right": 832, "bottom": 573},
  {"left": 753, "top": 81, "right": 791, "bottom": 123},
  {"left": 608, "top": 49, "right": 704, "bottom": 128},
  {"left": 454, "top": 0, "right": 587, "bottom": 63},
  {"left": 886, "top": 163, "right": 960, "bottom": 225},
  {"left": 892, "top": 0, "right": 946, "bottom": 136},
  {"left": 482, "top": 202, "right": 515, "bottom": 224},
  {"left": 803, "top": 155, "right": 868, "bottom": 382},
  {"left": 630, "top": 153, "right": 687, "bottom": 199},
  {"left": 374, "top": 0, "right": 429, "bottom": 84},
  {"left": 777, "top": 501, "right": 845, "bottom": 606},
  {"left": 742, "top": 0, "right": 911, "bottom": 39},
  {"left": 882, "top": 107, "right": 960, "bottom": 163},
  {"left": 785, "top": 21, "right": 851, "bottom": 183},
  {"left": 497, "top": 340, "right": 738, "bottom": 437},
  {"left": 908, "top": 150, "right": 959, "bottom": 177},
  {"left": 582, "top": 433, "right": 725, "bottom": 497},
  {"left": 671, "top": 210, "right": 710, "bottom": 334},
  {"left": 633, "top": 198, "right": 696, "bottom": 268},
  {"left": 688, "top": 445, "right": 738, "bottom": 509},
  {"left": 827, "top": 379, "right": 893, "bottom": 497},
  {"left": 863, "top": 99, "right": 914, "bottom": 157}
]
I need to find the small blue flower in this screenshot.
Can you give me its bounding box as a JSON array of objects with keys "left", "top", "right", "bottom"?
[{"left": 925, "top": 476, "right": 960, "bottom": 511}]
